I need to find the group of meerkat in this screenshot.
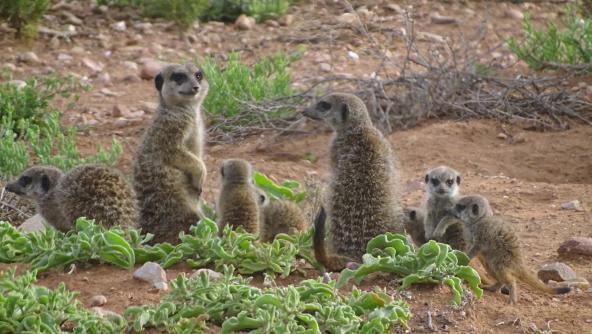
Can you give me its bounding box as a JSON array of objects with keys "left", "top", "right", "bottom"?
[{"left": 5, "top": 63, "right": 305, "bottom": 244}]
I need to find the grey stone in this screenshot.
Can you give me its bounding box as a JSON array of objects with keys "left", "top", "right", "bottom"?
[
  {"left": 235, "top": 15, "right": 256, "bottom": 30},
  {"left": 18, "top": 214, "right": 47, "bottom": 233},
  {"left": 430, "top": 12, "right": 459, "bottom": 24},
  {"left": 133, "top": 262, "right": 167, "bottom": 285},
  {"left": 537, "top": 262, "right": 577, "bottom": 282},
  {"left": 561, "top": 200, "right": 584, "bottom": 211},
  {"left": 558, "top": 237, "right": 592, "bottom": 257},
  {"left": 90, "top": 295, "right": 107, "bottom": 307},
  {"left": 191, "top": 268, "right": 222, "bottom": 281},
  {"left": 18, "top": 51, "right": 39, "bottom": 64}
]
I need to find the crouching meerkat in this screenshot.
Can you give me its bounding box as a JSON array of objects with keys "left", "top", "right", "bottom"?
[
  {"left": 422, "top": 166, "right": 469, "bottom": 252},
  {"left": 403, "top": 206, "right": 427, "bottom": 246},
  {"left": 303, "top": 93, "right": 403, "bottom": 271},
  {"left": 5, "top": 165, "right": 137, "bottom": 231},
  {"left": 134, "top": 63, "right": 208, "bottom": 244},
  {"left": 259, "top": 194, "right": 307, "bottom": 242},
  {"left": 216, "top": 159, "right": 260, "bottom": 234},
  {"left": 445, "top": 195, "right": 571, "bottom": 304}
]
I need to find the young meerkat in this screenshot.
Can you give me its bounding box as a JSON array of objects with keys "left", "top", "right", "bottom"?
[
  {"left": 421, "top": 166, "right": 469, "bottom": 252},
  {"left": 303, "top": 93, "right": 403, "bottom": 271},
  {"left": 5, "top": 165, "right": 137, "bottom": 231},
  {"left": 259, "top": 193, "right": 307, "bottom": 242},
  {"left": 403, "top": 206, "right": 427, "bottom": 246},
  {"left": 134, "top": 63, "right": 208, "bottom": 244},
  {"left": 216, "top": 159, "right": 260, "bottom": 234},
  {"left": 445, "top": 195, "right": 571, "bottom": 304}
]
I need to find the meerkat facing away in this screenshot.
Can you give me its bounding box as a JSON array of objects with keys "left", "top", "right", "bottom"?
[
  {"left": 303, "top": 93, "right": 403, "bottom": 271},
  {"left": 421, "top": 166, "right": 469, "bottom": 252},
  {"left": 259, "top": 194, "right": 307, "bottom": 242},
  {"left": 448, "top": 195, "right": 570, "bottom": 304},
  {"left": 134, "top": 63, "right": 208, "bottom": 244},
  {"left": 5, "top": 165, "right": 137, "bottom": 232},
  {"left": 403, "top": 206, "right": 427, "bottom": 246},
  {"left": 216, "top": 159, "right": 260, "bottom": 234}
]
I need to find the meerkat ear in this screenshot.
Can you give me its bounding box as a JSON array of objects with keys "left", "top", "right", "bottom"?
[
  {"left": 424, "top": 174, "right": 429, "bottom": 183},
  {"left": 220, "top": 165, "right": 225, "bottom": 178},
  {"left": 41, "top": 175, "right": 50, "bottom": 192},
  {"left": 471, "top": 203, "right": 479, "bottom": 216},
  {"left": 456, "top": 175, "right": 461, "bottom": 185},
  {"left": 340, "top": 104, "right": 349, "bottom": 122},
  {"left": 155, "top": 73, "right": 164, "bottom": 92}
]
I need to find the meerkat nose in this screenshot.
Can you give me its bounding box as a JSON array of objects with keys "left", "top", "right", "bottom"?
[{"left": 192, "top": 86, "right": 199, "bottom": 93}]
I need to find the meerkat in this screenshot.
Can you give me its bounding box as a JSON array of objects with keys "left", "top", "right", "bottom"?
[
  {"left": 446, "top": 195, "right": 570, "bottom": 304},
  {"left": 133, "top": 63, "right": 208, "bottom": 244},
  {"left": 421, "top": 166, "right": 469, "bottom": 252},
  {"left": 216, "top": 159, "right": 260, "bottom": 234},
  {"left": 259, "top": 194, "right": 307, "bottom": 242},
  {"left": 403, "top": 206, "right": 427, "bottom": 246},
  {"left": 5, "top": 165, "right": 137, "bottom": 231},
  {"left": 303, "top": 93, "right": 403, "bottom": 271}
]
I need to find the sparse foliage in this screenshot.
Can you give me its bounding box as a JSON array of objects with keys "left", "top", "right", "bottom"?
[{"left": 0, "top": 0, "right": 49, "bottom": 38}]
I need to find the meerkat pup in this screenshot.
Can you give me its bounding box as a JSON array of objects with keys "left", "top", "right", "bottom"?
[
  {"left": 134, "top": 63, "right": 208, "bottom": 244},
  {"left": 403, "top": 206, "right": 427, "bottom": 246},
  {"left": 5, "top": 165, "right": 137, "bottom": 231},
  {"left": 303, "top": 93, "right": 403, "bottom": 271},
  {"left": 421, "top": 166, "right": 468, "bottom": 252},
  {"left": 446, "top": 195, "right": 570, "bottom": 304},
  {"left": 259, "top": 193, "right": 307, "bottom": 242},
  {"left": 216, "top": 159, "right": 260, "bottom": 234}
]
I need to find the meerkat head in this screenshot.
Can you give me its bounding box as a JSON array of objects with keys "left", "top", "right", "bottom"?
[
  {"left": 220, "top": 159, "right": 253, "bottom": 185},
  {"left": 425, "top": 166, "right": 461, "bottom": 199},
  {"left": 302, "top": 93, "right": 371, "bottom": 131},
  {"left": 451, "top": 195, "right": 493, "bottom": 224},
  {"left": 154, "top": 63, "right": 209, "bottom": 107},
  {"left": 5, "top": 166, "right": 64, "bottom": 201}
]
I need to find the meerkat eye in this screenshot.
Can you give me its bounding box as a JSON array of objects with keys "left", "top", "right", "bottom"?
[
  {"left": 317, "top": 101, "right": 332, "bottom": 112},
  {"left": 18, "top": 176, "right": 31, "bottom": 186},
  {"left": 430, "top": 178, "right": 440, "bottom": 186},
  {"left": 195, "top": 71, "right": 203, "bottom": 81},
  {"left": 446, "top": 179, "right": 454, "bottom": 187},
  {"left": 171, "top": 72, "right": 187, "bottom": 84},
  {"left": 456, "top": 204, "right": 466, "bottom": 211}
]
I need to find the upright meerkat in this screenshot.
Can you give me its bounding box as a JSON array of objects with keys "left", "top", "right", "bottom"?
[
  {"left": 216, "top": 159, "right": 260, "bottom": 234},
  {"left": 421, "top": 166, "right": 468, "bottom": 252},
  {"left": 134, "top": 63, "right": 208, "bottom": 244},
  {"left": 5, "top": 165, "right": 137, "bottom": 231},
  {"left": 259, "top": 195, "right": 307, "bottom": 242},
  {"left": 445, "top": 195, "right": 570, "bottom": 304},
  {"left": 403, "top": 206, "right": 427, "bottom": 246},
  {"left": 303, "top": 93, "right": 402, "bottom": 271}
]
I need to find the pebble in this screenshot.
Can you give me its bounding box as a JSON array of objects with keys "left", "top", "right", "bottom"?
[
  {"left": 100, "top": 88, "right": 119, "bottom": 97},
  {"left": 279, "top": 14, "right": 294, "bottom": 26},
  {"left": 89, "top": 295, "right": 107, "bottom": 307},
  {"left": 133, "top": 262, "right": 167, "bottom": 285},
  {"left": 319, "top": 63, "right": 331, "bottom": 72},
  {"left": 8, "top": 80, "right": 27, "bottom": 89},
  {"left": 191, "top": 268, "right": 223, "bottom": 281},
  {"left": 111, "top": 21, "right": 127, "bottom": 32},
  {"left": 18, "top": 214, "right": 47, "bottom": 233},
  {"left": 337, "top": 13, "right": 357, "bottom": 26},
  {"left": 62, "top": 11, "right": 82, "bottom": 25},
  {"left": 497, "top": 132, "right": 508, "bottom": 140},
  {"left": 154, "top": 282, "right": 168, "bottom": 291},
  {"left": 17, "top": 51, "right": 40, "bottom": 64},
  {"left": 347, "top": 51, "right": 359, "bottom": 61},
  {"left": 430, "top": 12, "right": 460, "bottom": 25},
  {"left": 386, "top": 4, "right": 404, "bottom": 14},
  {"left": 560, "top": 200, "right": 583, "bottom": 211},
  {"left": 57, "top": 53, "right": 73, "bottom": 62},
  {"left": 113, "top": 118, "right": 132, "bottom": 128},
  {"left": 133, "top": 22, "right": 152, "bottom": 31},
  {"left": 417, "top": 32, "right": 445, "bottom": 44},
  {"left": 558, "top": 237, "right": 592, "bottom": 257},
  {"left": 235, "top": 14, "right": 256, "bottom": 30},
  {"left": 537, "top": 262, "right": 577, "bottom": 282},
  {"left": 505, "top": 8, "right": 524, "bottom": 20},
  {"left": 112, "top": 104, "right": 130, "bottom": 117},
  {"left": 96, "top": 72, "right": 111, "bottom": 86},
  {"left": 71, "top": 46, "right": 86, "bottom": 55},
  {"left": 122, "top": 61, "right": 138, "bottom": 70},
  {"left": 509, "top": 132, "right": 526, "bottom": 144},
  {"left": 81, "top": 57, "right": 104, "bottom": 72}
]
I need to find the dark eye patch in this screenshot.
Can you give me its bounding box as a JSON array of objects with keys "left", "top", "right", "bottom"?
[
  {"left": 317, "top": 101, "right": 332, "bottom": 112},
  {"left": 446, "top": 179, "right": 454, "bottom": 186},
  {"left": 170, "top": 72, "right": 188, "bottom": 84},
  {"left": 456, "top": 204, "right": 466, "bottom": 211},
  {"left": 195, "top": 71, "right": 203, "bottom": 81},
  {"left": 430, "top": 178, "right": 440, "bottom": 186},
  {"left": 18, "top": 176, "right": 31, "bottom": 186}
]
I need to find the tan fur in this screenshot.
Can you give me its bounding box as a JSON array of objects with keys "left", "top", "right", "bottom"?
[
  {"left": 216, "top": 159, "right": 260, "bottom": 234},
  {"left": 452, "top": 195, "right": 571, "bottom": 304},
  {"left": 403, "top": 206, "right": 427, "bottom": 246},
  {"left": 303, "top": 93, "right": 403, "bottom": 271},
  {"left": 5, "top": 165, "right": 137, "bottom": 231},
  {"left": 133, "top": 63, "right": 208, "bottom": 244},
  {"left": 259, "top": 199, "right": 307, "bottom": 242}
]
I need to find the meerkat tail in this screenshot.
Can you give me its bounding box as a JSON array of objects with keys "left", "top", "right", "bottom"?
[
  {"left": 313, "top": 206, "right": 352, "bottom": 272},
  {"left": 511, "top": 267, "right": 571, "bottom": 295}
]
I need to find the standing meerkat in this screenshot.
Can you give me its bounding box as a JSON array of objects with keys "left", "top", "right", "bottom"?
[
  {"left": 216, "top": 159, "right": 260, "bottom": 234},
  {"left": 259, "top": 195, "right": 307, "bottom": 242},
  {"left": 303, "top": 93, "right": 403, "bottom": 271},
  {"left": 133, "top": 63, "right": 208, "bottom": 244},
  {"left": 421, "top": 166, "right": 469, "bottom": 252},
  {"left": 5, "top": 165, "right": 137, "bottom": 231},
  {"left": 444, "top": 195, "right": 571, "bottom": 304},
  {"left": 403, "top": 206, "right": 427, "bottom": 246}
]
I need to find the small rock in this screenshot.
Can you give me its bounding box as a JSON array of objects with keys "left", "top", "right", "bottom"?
[
  {"left": 319, "top": 63, "right": 331, "bottom": 72},
  {"left": 417, "top": 32, "right": 445, "bottom": 44},
  {"left": 497, "top": 132, "right": 508, "bottom": 140},
  {"left": 93, "top": 5, "right": 108, "bottom": 14},
  {"left": 322, "top": 272, "right": 332, "bottom": 283},
  {"left": 18, "top": 51, "right": 40, "bottom": 64},
  {"left": 537, "top": 262, "right": 577, "bottom": 282},
  {"left": 122, "top": 61, "right": 138, "bottom": 71},
  {"left": 112, "top": 104, "right": 130, "bottom": 117},
  {"left": 122, "top": 74, "right": 141, "bottom": 83},
  {"left": 113, "top": 118, "right": 132, "bottom": 128},
  {"left": 71, "top": 46, "right": 85, "bottom": 55},
  {"left": 558, "top": 237, "right": 592, "bottom": 257},
  {"left": 235, "top": 15, "right": 256, "bottom": 30},
  {"left": 49, "top": 36, "right": 60, "bottom": 49},
  {"left": 346, "top": 262, "right": 360, "bottom": 270},
  {"left": 430, "top": 12, "right": 459, "bottom": 24},
  {"left": 139, "top": 101, "right": 158, "bottom": 113},
  {"left": 96, "top": 72, "right": 111, "bottom": 86},
  {"left": 386, "top": 4, "right": 404, "bottom": 14},
  {"left": 140, "top": 59, "right": 167, "bottom": 80},
  {"left": 81, "top": 57, "right": 104, "bottom": 73},
  {"left": 347, "top": 51, "right": 359, "bottom": 61},
  {"left": 57, "top": 53, "right": 73, "bottom": 62},
  {"left": 111, "top": 21, "right": 127, "bottom": 32},
  {"left": 279, "top": 14, "right": 294, "bottom": 26},
  {"left": 133, "top": 262, "right": 167, "bottom": 285},
  {"left": 90, "top": 295, "right": 107, "bottom": 307},
  {"left": 266, "top": 20, "right": 280, "bottom": 28},
  {"left": 509, "top": 132, "right": 526, "bottom": 144},
  {"left": 154, "top": 282, "right": 168, "bottom": 291},
  {"left": 18, "top": 214, "right": 47, "bottom": 233},
  {"left": 100, "top": 88, "right": 119, "bottom": 97},
  {"left": 62, "top": 11, "right": 82, "bottom": 25},
  {"left": 191, "top": 268, "right": 223, "bottom": 281},
  {"left": 337, "top": 13, "right": 357, "bottom": 26},
  {"left": 491, "top": 52, "right": 503, "bottom": 59},
  {"left": 133, "top": 22, "right": 152, "bottom": 31},
  {"left": 8, "top": 80, "right": 27, "bottom": 89},
  {"left": 505, "top": 8, "right": 524, "bottom": 20},
  {"left": 560, "top": 200, "right": 584, "bottom": 211},
  {"left": 91, "top": 307, "right": 120, "bottom": 319}
]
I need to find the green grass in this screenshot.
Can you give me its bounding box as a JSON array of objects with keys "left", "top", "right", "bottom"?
[
  {"left": 0, "top": 0, "right": 49, "bottom": 38},
  {"left": 507, "top": 5, "right": 592, "bottom": 70}
]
